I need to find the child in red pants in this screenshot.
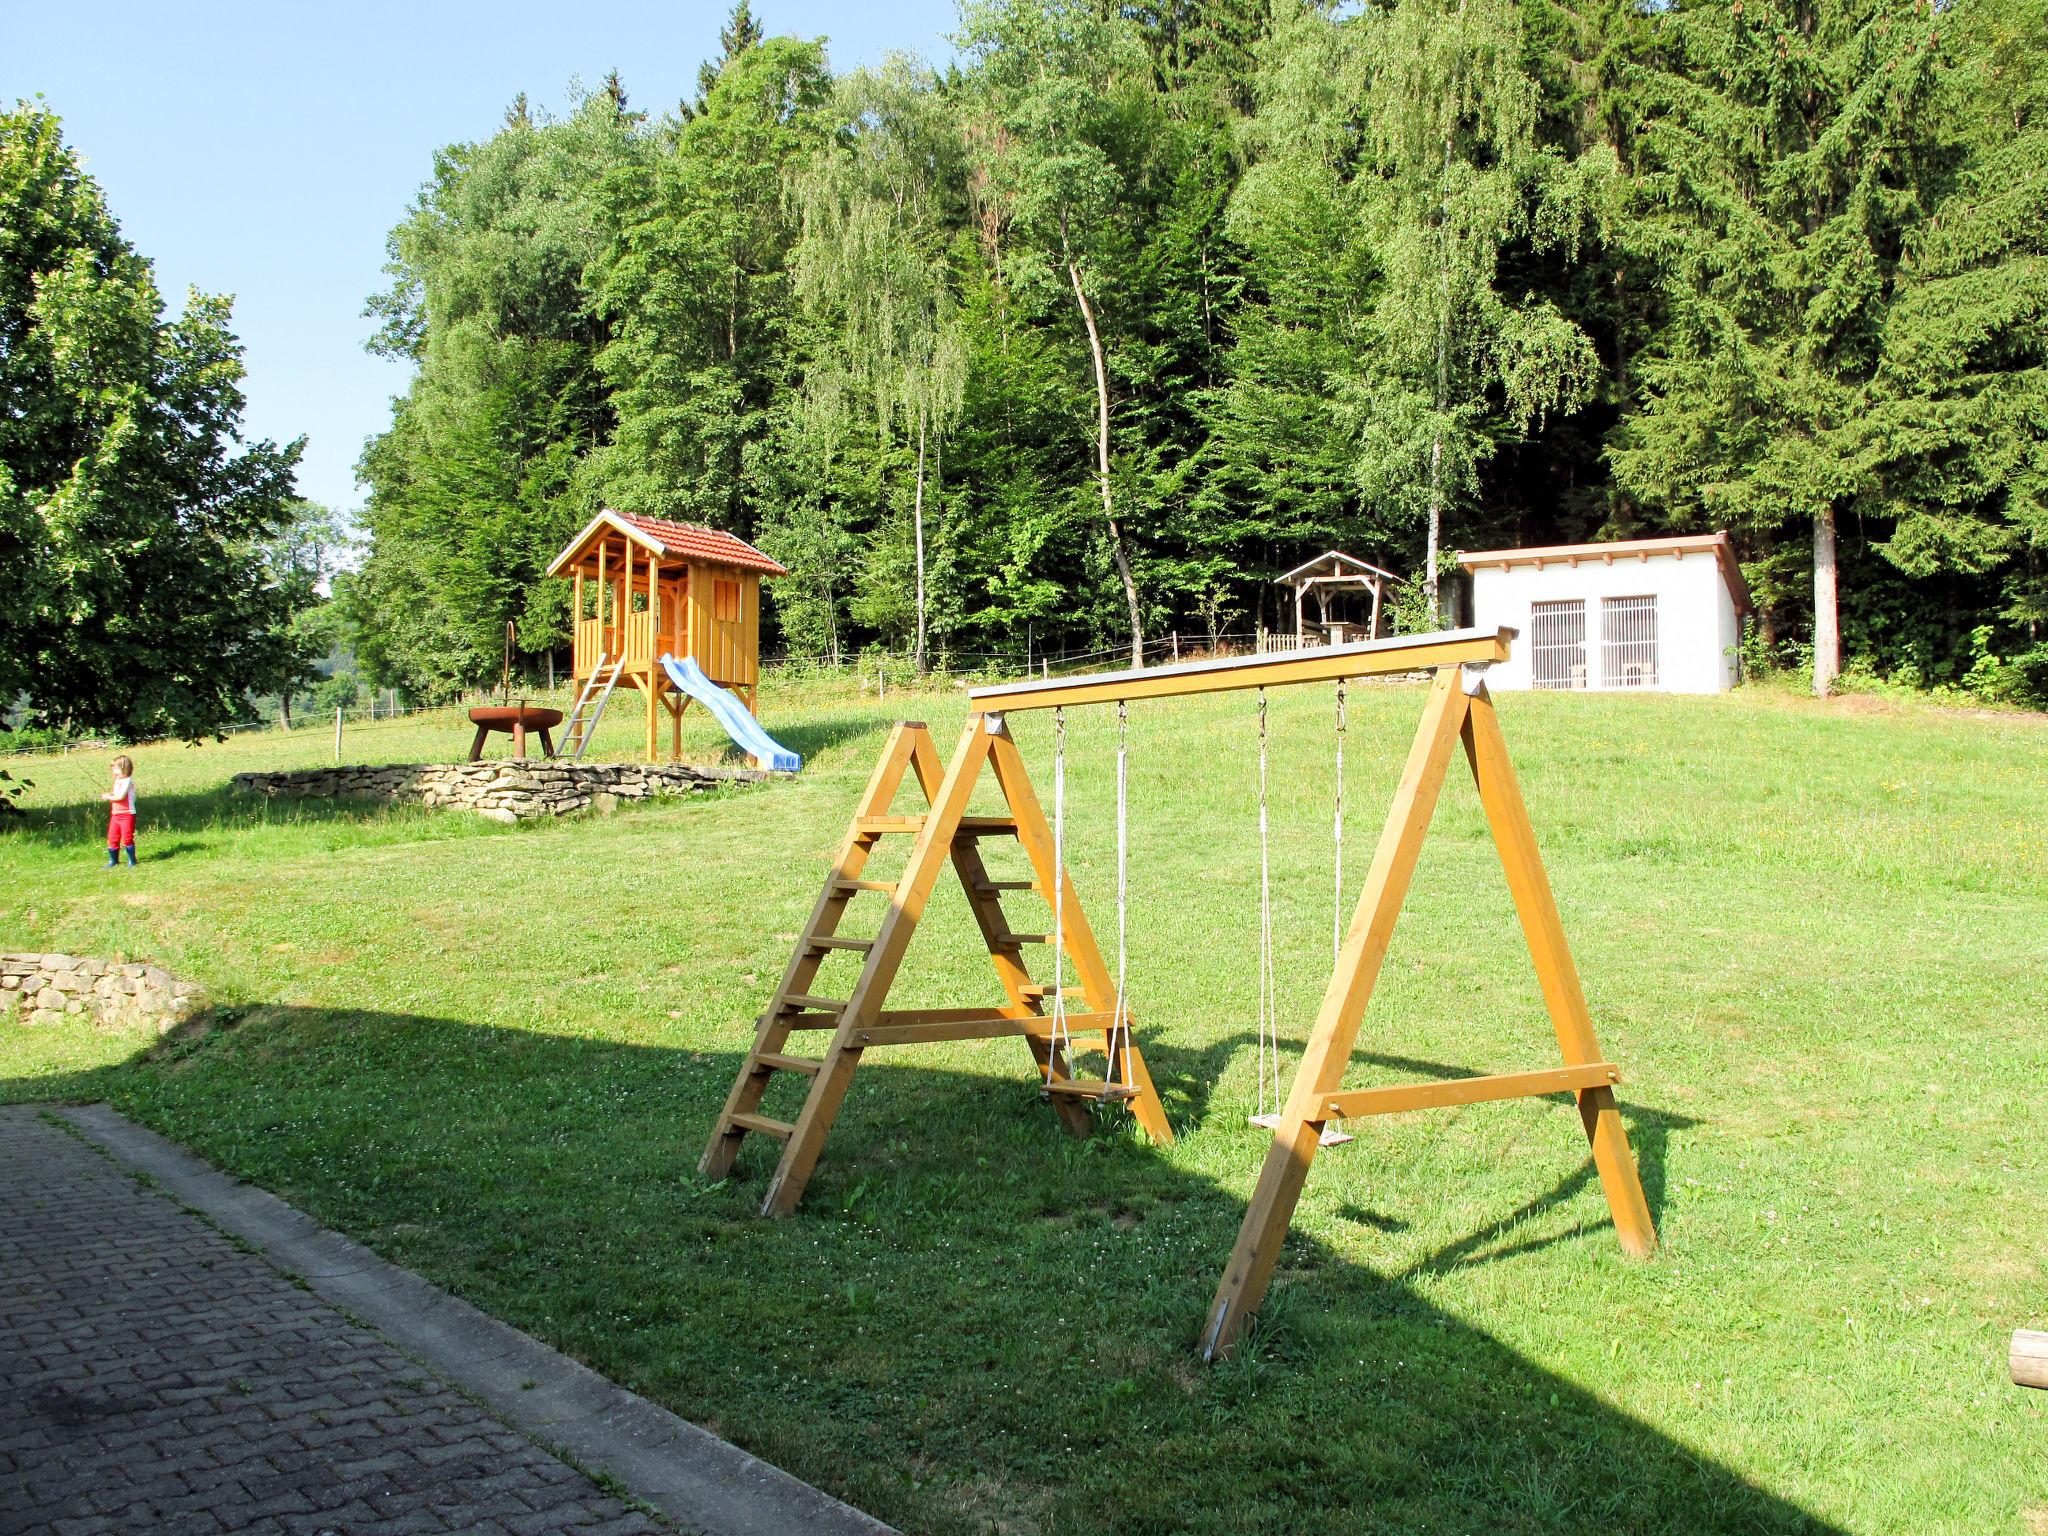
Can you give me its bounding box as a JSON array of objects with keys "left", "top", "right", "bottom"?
[{"left": 102, "top": 755, "right": 137, "bottom": 868}]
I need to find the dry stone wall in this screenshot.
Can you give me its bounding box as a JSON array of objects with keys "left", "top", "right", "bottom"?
[
  {"left": 229, "top": 760, "right": 765, "bottom": 822},
  {"left": 2, "top": 952, "right": 202, "bottom": 1033}
]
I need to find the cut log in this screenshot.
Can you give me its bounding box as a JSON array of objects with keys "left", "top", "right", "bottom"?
[{"left": 2013, "top": 1328, "right": 2048, "bottom": 1389}]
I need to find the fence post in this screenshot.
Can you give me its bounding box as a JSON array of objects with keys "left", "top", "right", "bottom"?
[
  {"left": 1172, "top": 631, "right": 1180, "bottom": 662},
  {"left": 334, "top": 706, "right": 342, "bottom": 763}
]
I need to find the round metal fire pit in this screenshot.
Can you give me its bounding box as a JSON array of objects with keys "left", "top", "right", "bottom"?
[{"left": 466, "top": 704, "right": 565, "bottom": 761}]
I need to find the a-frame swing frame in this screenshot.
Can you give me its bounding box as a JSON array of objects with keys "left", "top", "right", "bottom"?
[
  {"left": 701, "top": 710, "right": 1175, "bottom": 1217},
  {"left": 703, "top": 625, "right": 1655, "bottom": 1360}
]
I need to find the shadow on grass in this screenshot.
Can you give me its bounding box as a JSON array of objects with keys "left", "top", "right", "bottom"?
[{"left": 8, "top": 1007, "right": 1828, "bottom": 1536}]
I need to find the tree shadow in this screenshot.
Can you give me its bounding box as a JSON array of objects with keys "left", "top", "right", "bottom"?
[{"left": 7, "top": 1007, "right": 1831, "bottom": 1536}]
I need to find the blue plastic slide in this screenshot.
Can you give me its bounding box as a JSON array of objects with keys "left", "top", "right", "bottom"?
[{"left": 658, "top": 654, "right": 802, "bottom": 772}]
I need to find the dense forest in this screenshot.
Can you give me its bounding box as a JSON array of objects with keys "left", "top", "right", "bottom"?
[{"left": 354, "top": 0, "right": 2047, "bottom": 701}]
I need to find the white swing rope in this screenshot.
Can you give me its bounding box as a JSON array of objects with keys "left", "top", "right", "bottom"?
[
  {"left": 1255, "top": 688, "right": 1279, "bottom": 1121},
  {"left": 1333, "top": 681, "right": 1346, "bottom": 961}
]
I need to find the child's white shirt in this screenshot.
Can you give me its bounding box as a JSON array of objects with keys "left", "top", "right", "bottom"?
[{"left": 110, "top": 776, "right": 135, "bottom": 814}]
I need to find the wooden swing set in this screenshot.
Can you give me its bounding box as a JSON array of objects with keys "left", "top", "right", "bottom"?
[{"left": 701, "top": 625, "right": 1657, "bottom": 1360}]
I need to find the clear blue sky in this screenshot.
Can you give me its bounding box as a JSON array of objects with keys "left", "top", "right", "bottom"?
[{"left": 2, "top": 1, "right": 958, "bottom": 520}]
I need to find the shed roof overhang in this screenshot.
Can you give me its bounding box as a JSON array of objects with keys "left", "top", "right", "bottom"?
[{"left": 1454, "top": 531, "right": 1751, "bottom": 614}]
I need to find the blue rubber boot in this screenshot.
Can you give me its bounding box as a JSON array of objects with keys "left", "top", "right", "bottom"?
[
  {"left": 103, "top": 847, "right": 119, "bottom": 869},
  {"left": 124, "top": 844, "right": 137, "bottom": 866}
]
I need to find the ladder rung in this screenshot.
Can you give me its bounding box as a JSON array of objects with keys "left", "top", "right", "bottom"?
[
  {"left": 853, "top": 815, "right": 1018, "bottom": 839},
  {"left": 779, "top": 993, "right": 847, "bottom": 1016},
  {"left": 1041, "top": 1080, "right": 1145, "bottom": 1102},
  {"left": 807, "top": 936, "right": 874, "bottom": 952},
  {"left": 729, "top": 1112, "right": 796, "bottom": 1138},
  {"left": 975, "top": 880, "right": 1037, "bottom": 894},
  {"left": 994, "top": 932, "right": 1048, "bottom": 947},
  {"left": 751, "top": 1052, "right": 821, "bottom": 1077},
  {"left": 833, "top": 879, "right": 897, "bottom": 894},
  {"left": 854, "top": 816, "right": 926, "bottom": 834}
]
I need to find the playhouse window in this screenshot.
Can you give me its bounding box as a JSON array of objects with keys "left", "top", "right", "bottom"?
[
  {"left": 1602, "top": 595, "right": 1659, "bottom": 687},
  {"left": 715, "top": 577, "right": 740, "bottom": 622},
  {"left": 1529, "top": 599, "right": 1588, "bottom": 689}
]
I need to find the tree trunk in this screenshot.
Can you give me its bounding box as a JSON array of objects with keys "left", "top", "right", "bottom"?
[
  {"left": 913, "top": 410, "right": 928, "bottom": 675},
  {"left": 1069, "top": 261, "right": 1144, "bottom": 668},
  {"left": 280, "top": 691, "right": 292, "bottom": 731},
  {"left": 1812, "top": 508, "right": 1840, "bottom": 696},
  {"left": 1424, "top": 136, "right": 1453, "bottom": 621}
]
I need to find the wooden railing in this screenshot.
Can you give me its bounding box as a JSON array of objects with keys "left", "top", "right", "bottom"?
[{"left": 573, "top": 611, "right": 684, "bottom": 677}]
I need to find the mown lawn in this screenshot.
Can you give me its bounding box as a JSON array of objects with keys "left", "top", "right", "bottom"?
[{"left": 2, "top": 672, "right": 2043, "bottom": 1535}]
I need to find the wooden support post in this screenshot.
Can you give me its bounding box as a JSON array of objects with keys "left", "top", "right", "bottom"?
[
  {"left": 573, "top": 569, "right": 585, "bottom": 674},
  {"left": 1461, "top": 682, "right": 1657, "bottom": 1256},
  {"left": 645, "top": 666, "right": 659, "bottom": 763},
  {"left": 1202, "top": 668, "right": 1470, "bottom": 1361},
  {"left": 596, "top": 541, "right": 608, "bottom": 654}
]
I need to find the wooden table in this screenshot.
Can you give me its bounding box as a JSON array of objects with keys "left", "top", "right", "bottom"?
[{"left": 466, "top": 705, "right": 565, "bottom": 761}]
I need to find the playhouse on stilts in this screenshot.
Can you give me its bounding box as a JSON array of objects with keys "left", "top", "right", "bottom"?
[{"left": 545, "top": 511, "right": 800, "bottom": 770}]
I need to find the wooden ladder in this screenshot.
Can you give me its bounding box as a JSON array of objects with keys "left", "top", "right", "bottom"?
[
  {"left": 701, "top": 717, "right": 1174, "bottom": 1216},
  {"left": 557, "top": 656, "right": 623, "bottom": 762}
]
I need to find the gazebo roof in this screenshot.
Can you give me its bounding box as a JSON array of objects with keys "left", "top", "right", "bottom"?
[
  {"left": 546, "top": 510, "right": 788, "bottom": 579},
  {"left": 1275, "top": 549, "right": 1401, "bottom": 587}
]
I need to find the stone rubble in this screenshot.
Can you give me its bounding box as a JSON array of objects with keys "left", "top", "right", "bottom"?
[
  {"left": 228, "top": 759, "right": 767, "bottom": 822},
  {"left": 1, "top": 952, "right": 202, "bottom": 1033}
]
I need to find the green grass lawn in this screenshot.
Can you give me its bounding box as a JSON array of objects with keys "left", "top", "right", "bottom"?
[{"left": 3, "top": 672, "right": 2043, "bottom": 1534}]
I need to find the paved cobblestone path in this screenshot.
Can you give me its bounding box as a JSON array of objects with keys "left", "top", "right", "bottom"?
[{"left": 0, "top": 1106, "right": 665, "bottom": 1536}]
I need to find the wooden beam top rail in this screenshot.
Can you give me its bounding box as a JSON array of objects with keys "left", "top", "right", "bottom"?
[{"left": 968, "top": 626, "right": 1515, "bottom": 712}]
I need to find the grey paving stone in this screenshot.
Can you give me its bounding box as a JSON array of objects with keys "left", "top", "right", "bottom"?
[{"left": 0, "top": 1107, "right": 664, "bottom": 1536}]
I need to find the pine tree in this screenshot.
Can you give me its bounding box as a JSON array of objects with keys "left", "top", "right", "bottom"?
[
  {"left": 1609, "top": 0, "right": 1946, "bottom": 693},
  {"left": 1862, "top": 0, "right": 2048, "bottom": 696}
]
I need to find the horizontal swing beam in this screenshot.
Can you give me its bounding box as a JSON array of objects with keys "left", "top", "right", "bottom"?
[
  {"left": 968, "top": 626, "right": 1514, "bottom": 713},
  {"left": 1319, "top": 1062, "right": 1619, "bottom": 1121}
]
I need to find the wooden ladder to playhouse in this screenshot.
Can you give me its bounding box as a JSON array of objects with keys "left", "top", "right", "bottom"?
[
  {"left": 701, "top": 716, "right": 1175, "bottom": 1215},
  {"left": 557, "top": 656, "right": 624, "bottom": 762}
]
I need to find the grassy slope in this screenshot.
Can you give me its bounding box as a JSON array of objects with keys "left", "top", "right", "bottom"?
[{"left": 2, "top": 676, "right": 2043, "bottom": 1535}]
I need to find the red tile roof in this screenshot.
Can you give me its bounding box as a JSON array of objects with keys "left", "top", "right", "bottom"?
[{"left": 610, "top": 513, "right": 787, "bottom": 577}]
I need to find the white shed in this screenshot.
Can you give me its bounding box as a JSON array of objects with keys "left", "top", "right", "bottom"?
[{"left": 1455, "top": 532, "right": 1751, "bottom": 693}]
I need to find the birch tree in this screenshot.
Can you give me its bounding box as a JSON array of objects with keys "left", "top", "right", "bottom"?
[
  {"left": 1350, "top": 0, "right": 1602, "bottom": 612},
  {"left": 793, "top": 58, "right": 969, "bottom": 672}
]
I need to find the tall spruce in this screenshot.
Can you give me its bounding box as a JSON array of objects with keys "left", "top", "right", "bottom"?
[{"left": 1610, "top": 0, "right": 1945, "bottom": 693}]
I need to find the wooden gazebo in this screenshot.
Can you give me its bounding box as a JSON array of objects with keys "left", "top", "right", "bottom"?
[
  {"left": 1275, "top": 550, "right": 1401, "bottom": 648},
  {"left": 545, "top": 511, "right": 786, "bottom": 762}
]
